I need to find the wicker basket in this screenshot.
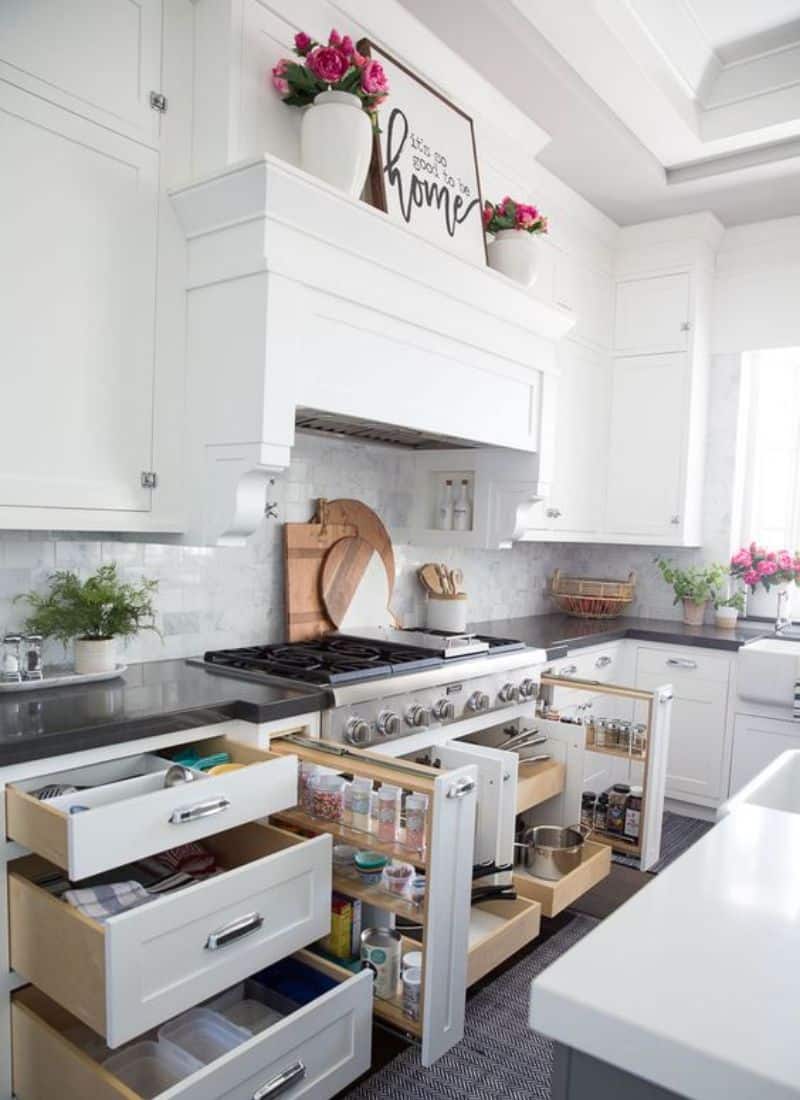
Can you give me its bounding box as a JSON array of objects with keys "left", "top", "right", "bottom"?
[{"left": 549, "top": 570, "right": 636, "bottom": 620}]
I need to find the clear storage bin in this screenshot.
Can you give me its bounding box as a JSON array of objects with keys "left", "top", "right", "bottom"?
[
  {"left": 103, "top": 1041, "right": 201, "bottom": 1098},
  {"left": 158, "top": 1008, "right": 248, "bottom": 1064}
]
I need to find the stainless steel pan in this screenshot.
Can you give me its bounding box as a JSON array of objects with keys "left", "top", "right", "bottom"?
[{"left": 515, "top": 824, "right": 592, "bottom": 881}]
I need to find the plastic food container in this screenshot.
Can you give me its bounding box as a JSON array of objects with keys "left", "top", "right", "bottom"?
[
  {"left": 409, "top": 875, "right": 426, "bottom": 908},
  {"left": 382, "top": 861, "right": 413, "bottom": 896},
  {"left": 402, "top": 949, "right": 423, "bottom": 975},
  {"left": 332, "top": 844, "right": 359, "bottom": 872},
  {"left": 354, "top": 850, "right": 389, "bottom": 885},
  {"left": 220, "top": 999, "right": 283, "bottom": 1035},
  {"left": 405, "top": 793, "right": 427, "bottom": 851},
  {"left": 350, "top": 777, "right": 373, "bottom": 831},
  {"left": 311, "top": 774, "right": 346, "bottom": 822},
  {"left": 402, "top": 966, "right": 422, "bottom": 1021},
  {"left": 377, "top": 785, "right": 401, "bottom": 842},
  {"left": 158, "top": 1009, "right": 248, "bottom": 1065},
  {"left": 299, "top": 762, "right": 320, "bottom": 813},
  {"left": 103, "top": 1041, "right": 201, "bottom": 1098}
]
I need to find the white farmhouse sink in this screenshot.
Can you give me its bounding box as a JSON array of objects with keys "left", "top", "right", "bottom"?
[
  {"left": 719, "top": 749, "right": 800, "bottom": 817},
  {"left": 737, "top": 638, "right": 800, "bottom": 707}
]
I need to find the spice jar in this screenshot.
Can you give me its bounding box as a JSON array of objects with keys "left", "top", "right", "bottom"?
[
  {"left": 405, "top": 793, "right": 427, "bottom": 851},
  {"left": 23, "top": 635, "right": 43, "bottom": 681},
  {"left": 299, "top": 762, "right": 319, "bottom": 813},
  {"left": 624, "top": 785, "right": 643, "bottom": 841},
  {"left": 584, "top": 717, "right": 596, "bottom": 747},
  {"left": 616, "top": 721, "right": 632, "bottom": 753},
  {"left": 311, "top": 774, "right": 346, "bottom": 822},
  {"left": 607, "top": 783, "right": 631, "bottom": 835},
  {"left": 594, "top": 791, "right": 609, "bottom": 832},
  {"left": 377, "top": 785, "right": 401, "bottom": 843},
  {"left": 1, "top": 635, "right": 23, "bottom": 684},
  {"left": 341, "top": 780, "right": 354, "bottom": 826},
  {"left": 581, "top": 791, "right": 597, "bottom": 830},
  {"left": 350, "top": 777, "right": 372, "bottom": 832},
  {"left": 402, "top": 966, "right": 421, "bottom": 1021},
  {"left": 594, "top": 719, "right": 607, "bottom": 748},
  {"left": 632, "top": 723, "right": 647, "bottom": 755}
]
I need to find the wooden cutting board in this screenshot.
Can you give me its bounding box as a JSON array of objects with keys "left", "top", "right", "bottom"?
[
  {"left": 316, "top": 499, "right": 395, "bottom": 592},
  {"left": 283, "top": 522, "right": 356, "bottom": 641},
  {"left": 321, "top": 535, "right": 393, "bottom": 629}
]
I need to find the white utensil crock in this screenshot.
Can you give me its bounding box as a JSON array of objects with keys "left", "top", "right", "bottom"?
[
  {"left": 300, "top": 91, "right": 373, "bottom": 198},
  {"left": 487, "top": 230, "right": 539, "bottom": 287},
  {"left": 426, "top": 595, "right": 468, "bottom": 632},
  {"left": 74, "top": 637, "right": 116, "bottom": 675}
]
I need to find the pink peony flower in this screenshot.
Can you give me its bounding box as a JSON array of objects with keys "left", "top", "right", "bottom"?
[
  {"left": 328, "top": 28, "right": 342, "bottom": 47},
  {"left": 339, "top": 35, "right": 355, "bottom": 59},
  {"left": 307, "top": 45, "right": 348, "bottom": 83},
  {"left": 482, "top": 201, "right": 494, "bottom": 228},
  {"left": 731, "top": 549, "right": 752, "bottom": 568},
  {"left": 497, "top": 195, "right": 512, "bottom": 215},
  {"left": 352, "top": 49, "right": 368, "bottom": 68},
  {"left": 758, "top": 560, "right": 778, "bottom": 576},
  {"left": 361, "top": 58, "right": 389, "bottom": 95},
  {"left": 778, "top": 552, "right": 793, "bottom": 570},
  {"left": 743, "top": 570, "right": 760, "bottom": 586},
  {"left": 271, "top": 58, "right": 290, "bottom": 94},
  {"left": 515, "top": 203, "right": 539, "bottom": 229},
  {"left": 294, "top": 31, "right": 313, "bottom": 55},
  {"left": 767, "top": 551, "right": 777, "bottom": 561}
]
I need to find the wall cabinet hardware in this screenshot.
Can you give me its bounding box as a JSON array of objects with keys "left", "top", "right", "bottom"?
[
  {"left": 595, "top": 656, "right": 613, "bottom": 668},
  {"left": 670, "top": 515, "right": 680, "bottom": 524},
  {"left": 149, "top": 90, "right": 167, "bottom": 112},
  {"left": 680, "top": 321, "right": 691, "bottom": 331},
  {"left": 546, "top": 507, "right": 562, "bottom": 518},
  {"left": 447, "top": 776, "right": 477, "bottom": 799},
  {"left": 253, "top": 1062, "right": 307, "bottom": 1099},
  {"left": 666, "top": 658, "right": 697, "bottom": 670},
  {"left": 140, "top": 471, "right": 158, "bottom": 489},
  {"left": 169, "top": 795, "right": 231, "bottom": 824},
  {"left": 206, "top": 911, "right": 264, "bottom": 950}
]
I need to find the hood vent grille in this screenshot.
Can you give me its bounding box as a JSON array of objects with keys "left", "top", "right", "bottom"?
[{"left": 295, "top": 408, "right": 482, "bottom": 451}]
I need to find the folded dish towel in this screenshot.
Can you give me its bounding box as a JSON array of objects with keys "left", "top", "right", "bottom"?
[{"left": 63, "top": 881, "right": 153, "bottom": 921}]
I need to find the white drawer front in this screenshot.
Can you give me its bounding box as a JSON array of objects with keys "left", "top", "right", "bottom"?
[
  {"left": 10, "top": 826, "right": 332, "bottom": 1047},
  {"left": 7, "top": 740, "right": 298, "bottom": 879},
  {"left": 636, "top": 646, "right": 731, "bottom": 685}
]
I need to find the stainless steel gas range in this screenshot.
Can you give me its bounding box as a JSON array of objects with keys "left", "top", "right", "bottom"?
[{"left": 200, "top": 629, "right": 549, "bottom": 750}]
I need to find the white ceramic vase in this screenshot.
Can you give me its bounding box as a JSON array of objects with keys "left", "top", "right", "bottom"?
[
  {"left": 714, "top": 606, "right": 739, "bottom": 630},
  {"left": 74, "top": 637, "right": 116, "bottom": 675},
  {"left": 487, "top": 230, "right": 539, "bottom": 287},
  {"left": 300, "top": 90, "right": 373, "bottom": 198}
]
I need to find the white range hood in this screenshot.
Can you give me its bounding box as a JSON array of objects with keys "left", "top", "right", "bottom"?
[{"left": 170, "top": 155, "right": 575, "bottom": 545}]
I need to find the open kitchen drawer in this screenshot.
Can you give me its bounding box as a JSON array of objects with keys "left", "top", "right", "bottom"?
[
  {"left": 8, "top": 823, "right": 330, "bottom": 1047},
  {"left": 5, "top": 736, "right": 297, "bottom": 880},
  {"left": 467, "top": 896, "right": 541, "bottom": 986},
  {"left": 513, "top": 841, "right": 611, "bottom": 917},
  {"left": 11, "top": 951, "right": 372, "bottom": 1100}
]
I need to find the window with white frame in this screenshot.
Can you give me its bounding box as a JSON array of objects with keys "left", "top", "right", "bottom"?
[{"left": 741, "top": 348, "right": 800, "bottom": 550}]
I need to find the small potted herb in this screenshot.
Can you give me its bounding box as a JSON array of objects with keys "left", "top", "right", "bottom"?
[
  {"left": 655, "top": 558, "right": 727, "bottom": 626},
  {"left": 17, "top": 564, "right": 159, "bottom": 674},
  {"left": 712, "top": 589, "right": 745, "bottom": 630}
]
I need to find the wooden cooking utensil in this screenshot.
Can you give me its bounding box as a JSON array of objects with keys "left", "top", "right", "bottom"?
[
  {"left": 283, "top": 521, "right": 356, "bottom": 640},
  {"left": 419, "top": 563, "right": 445, "bottom": 596},
  {"left": 315, "top": 499, "right": 395, "bottom": 592},
  {"left": 321, "top": 535, "right": 394, "bottom": 628}
]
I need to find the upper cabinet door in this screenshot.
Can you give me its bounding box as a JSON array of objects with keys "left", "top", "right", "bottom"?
[
  {"left": 0, "top": 0, "right": 163, "bottom": 146},
  {"left": 0, "top": 81, "right": 158, "bottom": 513},
  {"left": 614, "top": 272, "right": 690, "bottom": 355},
  {"left": 604, "top": 353, "right": 688, "bottom": 537}
]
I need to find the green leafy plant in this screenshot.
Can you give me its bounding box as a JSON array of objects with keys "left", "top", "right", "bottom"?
[
  {"left": 712, "top": 589, "right": 746, "bottom": 613},
  {"left": 655, "top": 558, "right": 727, "bottom": 606},
  {"left": 16, "top": 565, "right": 160, "bottom": 645}
]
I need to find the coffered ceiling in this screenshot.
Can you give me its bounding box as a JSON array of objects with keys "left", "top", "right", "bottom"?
[{"left": 400, "top": 0, "right": 800, "bottom": 225}]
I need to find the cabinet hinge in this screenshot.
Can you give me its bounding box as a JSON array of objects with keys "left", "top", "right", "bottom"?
[
  {"left": 141, "top": 471, "right": 158, "bottom": 489},
  {"left": 149, "top": 91, "right": 167, "bottom": 113}
]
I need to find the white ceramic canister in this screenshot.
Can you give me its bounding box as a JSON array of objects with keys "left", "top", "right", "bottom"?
[
  {"left": 486, "top": 229, "right": 539, "bottom": 287},
  {"left": 300, "top": 91, "right": 373, "bottom": 198},
  {"left": 426, "top": 594, "right": 468, "bottom": 632}
]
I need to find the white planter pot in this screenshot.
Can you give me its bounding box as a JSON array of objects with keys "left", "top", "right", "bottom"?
[
  {"left": 486, "top": 230, "right": 539, "bottom": 287},
  {"left": 74, "top": 637, "right": 116, "bottom": 675},
  {"left": 300, "top": 91, "right": 373, "bottom": 199},
  {"left": 714, "top": 606, "right": 739, "bottom": 630}
]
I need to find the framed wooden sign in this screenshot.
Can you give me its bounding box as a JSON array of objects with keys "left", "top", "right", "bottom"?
[{"left": 359, "top": 40, "right": 487, "bottom": 266}]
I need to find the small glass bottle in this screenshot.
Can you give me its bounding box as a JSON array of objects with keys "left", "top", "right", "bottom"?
[
  {"left": 341, "top": 779, "right": 354, "bottom": 826},
  {"left": 1, "top": 635, "right": 23, "bottom": 684},
  {"left": 350, "top": 777, "right": 372, "bottom": 832},
  {"left": 436, "top": 479, "right": 454, "bottom": 530},
  {"left": 594, "top": 791, "right": 609, "bottom": 832},
  {"left": 581, "top": 791, "right": 597, "bottom": 830},
  {"left": 405, "top": 793, "right": 427, "bottom": 852},
  {"left": 377, "top": 785, "right": 401, "bottom": 843},
  {"left": 23, "top": 635, "right": 43, "bottom": 681},
  {"left": 451, "top": 479, "right": 472, "bottom": 532}
]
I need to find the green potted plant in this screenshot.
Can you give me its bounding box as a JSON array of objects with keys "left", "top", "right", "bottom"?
[
  {"left": 655, "top": 558, "right": 727, "bottom": 626},
  {"left": 712, "top": 589, "right": 746, "bottom": 630},
  {"left": 16, "top": 564, "right": 159, "bottom": 674}
]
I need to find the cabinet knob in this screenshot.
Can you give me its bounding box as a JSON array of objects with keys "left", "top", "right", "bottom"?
[
  {"left": 670, "top": 515, "right": 680, "bottom": 525},
  {"left": 546, "top": 507, "right": 562, "bottom": 519},
  {"left": 680, "top": 321, "right": 691, "bottom": 332}
]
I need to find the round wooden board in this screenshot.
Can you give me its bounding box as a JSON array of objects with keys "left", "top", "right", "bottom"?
[
  {"left": 321, "top": 535, "right": 393, "bottom": 628},
  {"left": 320, "top": 499, "right": 396, "bottom": 594}
]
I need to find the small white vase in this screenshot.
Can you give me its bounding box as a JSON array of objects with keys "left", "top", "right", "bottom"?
[
  {"left": 300, "top": 90, "right": 373, "bottom": 198},
  {"left": 714, "top": 606, "right": 739, "bottom": 630},
  {"left": 74, "top": 637, "right": 116, "bottom": 675},
  {"left": 487, "top": 230, "right": 539, "bottom": 287}
]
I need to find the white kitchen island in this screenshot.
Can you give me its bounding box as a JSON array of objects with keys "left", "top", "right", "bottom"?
[{"left": 529, "top": 803, "right": 800, "bottom": 1100}]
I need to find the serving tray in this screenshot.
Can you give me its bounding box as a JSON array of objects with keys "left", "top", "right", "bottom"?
[{"left": 0, "top": 664, "right": 127, "bottom": 693}]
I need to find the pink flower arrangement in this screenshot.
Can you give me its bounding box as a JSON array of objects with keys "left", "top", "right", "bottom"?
[
  {"left": 730, "top": 542, "right": 800, "bottom": 592},
  {"left": 483, "top": 196, "right": 548, "bottom": 236},
  {"left": 271, "top": 29, "right": 390, "bottom": 130}
]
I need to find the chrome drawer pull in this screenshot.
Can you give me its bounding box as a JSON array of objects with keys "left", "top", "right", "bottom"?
[
  {"left": 169, "top": 795, "right": 231, "bottom": 824},
  {"left": 253, "top": 1061, "right": 306, "bottom": 1099},
  {"left": 559, "top": 664, "right": 578, "bottom": 676},
  {"left": 666, "top": 658, "right": 697, "bottom": 670},
  {"left": 595, "top": 656, "right": 612, "bottom": 668},
  {"left": 206, "top": 911, "right": 264, "bottom": 950},
  {"left": 447, "top": 777, "right": 477, "bottom": 799}
]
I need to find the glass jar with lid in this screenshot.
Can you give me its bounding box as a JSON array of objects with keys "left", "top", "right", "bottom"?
[
  {"left": 1, "top": 635, "right": 23, "bottom": 683},
  {"left": 607, "top": 783, "right": 631, "bottom": 835}
]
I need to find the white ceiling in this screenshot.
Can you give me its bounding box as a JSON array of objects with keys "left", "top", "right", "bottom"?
[{"left": 399, "top": 0, "right": 800, "bottom": 226}]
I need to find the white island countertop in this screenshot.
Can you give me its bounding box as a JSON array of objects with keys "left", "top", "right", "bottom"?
[{"left": 529, "top": 804, "right": 800, "bottom": 1100}]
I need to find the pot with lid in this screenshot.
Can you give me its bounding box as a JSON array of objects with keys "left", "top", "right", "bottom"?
[{"left": 515, "top": 824, "right": 592, "bottom": 881}]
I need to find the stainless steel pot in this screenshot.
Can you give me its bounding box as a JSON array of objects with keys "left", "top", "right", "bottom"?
[{"left": 515, "top": 824, "right": 591, "bottom": 881}]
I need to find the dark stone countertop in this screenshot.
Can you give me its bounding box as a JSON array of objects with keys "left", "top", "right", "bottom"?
[
  {"left": 0, "top": 659, "right": 330, "bottom": 768},
  {"left": 469, "top": 612, "right": 769, "bottom": 660}
]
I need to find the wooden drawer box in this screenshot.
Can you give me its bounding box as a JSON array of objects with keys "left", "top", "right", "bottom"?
[
  {"left": 514, "top": 841, "right": 611, "bottom": 917},
  {"left": 467, "top": 897, "right": 541, "bottom": 986},
  {"left": 9, "top": 824, "right": 330, "bottom": 1047},
  {"left": 12, "top": 956, "right": 372, "bottom": 1100},
  {"left": 5, "top": 738, "right": 298, "bottom": 880}
]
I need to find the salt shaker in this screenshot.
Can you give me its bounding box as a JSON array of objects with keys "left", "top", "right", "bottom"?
[
  {"left": 1, "top": 635, "right": 23, "bottom": 683},
  {"left": 23, "top": 635, "right": 43, "bottom": 681}
]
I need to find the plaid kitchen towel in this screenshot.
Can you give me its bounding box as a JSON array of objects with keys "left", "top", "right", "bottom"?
[{"left": 63, "top": 881, "right": 153, "bottom": 921}]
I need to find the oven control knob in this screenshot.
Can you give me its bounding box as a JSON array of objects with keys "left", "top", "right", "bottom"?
[
  {"left": 376, "top": 710, "right": 400, "bottom": 737},
  {"left": 498, "top": 682, "right": 518, "bottom": 703},
  {"left": 519, "top": 679, "right": 538, "bottom": 700},
  {"left": 406, "top": 704, "right": 432, "bottom": 728},
  {"left": 466, "top": 691, "right": 490, "bottom": 713},
  {"left": 345, "top": 717, "right": 371, "bottom": 746},
  {"left": 432, "top": 698, "right": 455, "bottom": 722}
]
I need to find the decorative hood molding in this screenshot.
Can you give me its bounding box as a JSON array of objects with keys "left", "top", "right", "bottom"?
[{"left": 170, "top": 155, "right": 575, "bottom": 545}]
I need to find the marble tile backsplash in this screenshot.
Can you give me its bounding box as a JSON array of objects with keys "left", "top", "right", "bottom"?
[{"left": 1, "top": 363, "right": 728, "bottom": 671}]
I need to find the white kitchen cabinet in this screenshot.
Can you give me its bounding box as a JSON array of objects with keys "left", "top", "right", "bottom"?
[
  {"left": 614, "top": 272, "right": 690, "bottom": 355},
  {"left": 729, "top": 713, "right": 800, "bottom": 794},
  {"left": 604, "top": 353, "right": 694, "bottom": 540},
  {"left": 556, "top": 257, "right": 614, "bottom": 352},
  {"left": 635, "top": 646, "right": 732, "bottom": 805}
]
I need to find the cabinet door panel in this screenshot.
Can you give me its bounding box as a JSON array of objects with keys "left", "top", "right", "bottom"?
[
  {"left": 604, "top": 354, "right": 687, "bottom": 536},
  {"left": 0, "top": 83, "right": 157, "bottom": 512},
  {"left": 730, "top": 715, "right": 800, "bottom": 794},
  {"left": 614, "top": 272, "right": 690, "bottom": 355},
  {"left": 0, "top": 0, "right": 162, "bottom": 145}
]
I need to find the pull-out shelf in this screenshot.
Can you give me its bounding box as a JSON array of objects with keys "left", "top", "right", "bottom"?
[{"left": 514, "top": 841, "right": 611, "bottom": 917}]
